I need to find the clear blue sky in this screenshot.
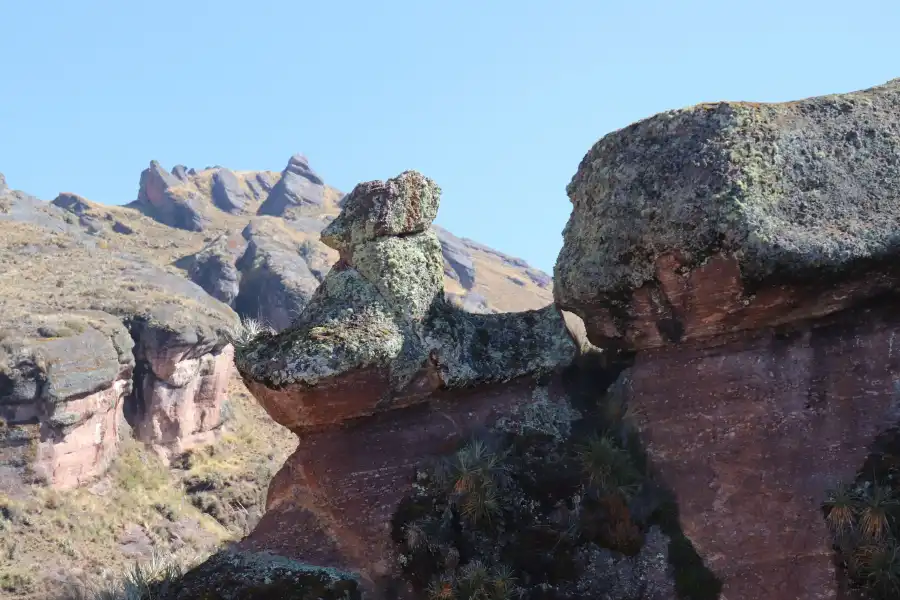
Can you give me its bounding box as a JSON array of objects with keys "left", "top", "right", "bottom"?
[{"left": 1, "top": 1, "right": 897, "bottom": 273}]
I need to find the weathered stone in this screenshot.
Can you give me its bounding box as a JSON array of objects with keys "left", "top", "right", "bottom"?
[
  {"left": 211, "top": 168, "right": 249, "bottom": 213},
  {"left": 171, "top": 164, "right": 190, "bottom": 181},
  {"left": 135, "top": 160, "right": 207, "bottom": 231},
  {"left": 0, "top": 172, "right": 7, "bottom": 195},
  {"left": 0, "top": 311, "right": 134, "bottom": 489},
  {"left": 553, "top": 78, "right": 900, "bottom": 600},
  {"left": 152, "top": 550, "right": 362, "bottom": 600},
  {"left": 180, "top": 231, "right": 246, "bottom": 305},
  {"left": 234, "top": 220, "right": 324, "bottom": 330},
  {"left": 257, "top": 155, "right": 326, "bottom": 217},
  {"left": 321, "top": 170, "right": 441, "bottom": 253},
  {"left": 556, "top": 77, "right": 900, "bottom": 348},
  {"left": 351, "top": 230, "right": 444, "bottom": 322}
]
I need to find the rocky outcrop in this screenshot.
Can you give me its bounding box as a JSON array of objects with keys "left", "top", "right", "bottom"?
[
  {"left": 234, "top": 171, "right": 577, "bottom": 590},
  {"left": 134, "top": 160, "right": 207, "bottom": 231},
  {"left": 233, "top": 219, "right": 330, "bottom": 331},
  {"left": 0, "top": 312, "right": 133, "bottom": 489},
  {"left": 179, "top": 231, "right": 247, "bottom": 304},
  {"left": 434, "top": 226, "right": 476, "bottom": 289},
  {"left": 128, "top": 309, "right": 234, "bottom": 462},
  {"left": 150, "top": 550, "right": 362, "bottom": 600},
  {"left": 211, "top": 168, "right": 250, "bottom": 213},
  {"left": 257, "top": 154, "right": 326, "bottom": 217},
  {"left": 1, "top": 185, "right": 239, "bottom": 487},
  {"left": 554, "top": 78, "right": 900, "bottom": 599}
]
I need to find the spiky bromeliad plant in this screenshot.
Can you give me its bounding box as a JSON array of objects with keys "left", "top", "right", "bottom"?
[
  {"left": 824, "top": 478, "right": 900, "bottom": 600},
  {"left": 391, "top": 394, "right": 664, "bottom": 600}
]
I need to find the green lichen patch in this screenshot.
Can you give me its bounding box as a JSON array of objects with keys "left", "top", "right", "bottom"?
[
  {"left": 235, "top": 268, "right": 406, "bottom": 388},
  {"left": 351, "top": 230, "right": 444, "bottom": 323},
  {"left": 425, "top": 303, "right": 577, "bottom": 388}
]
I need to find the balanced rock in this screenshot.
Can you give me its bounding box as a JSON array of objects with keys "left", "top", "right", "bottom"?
[
  {"left": 555, "top": 77, "right": 900, "bottom": 600},
  {"left": 235, "top": 171, "right": 576, "bottom": 588}
]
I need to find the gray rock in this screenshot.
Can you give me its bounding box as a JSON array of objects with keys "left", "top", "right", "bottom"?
[
  {"left": 150, "top": 550, "right": 361, "bottom": 600},
  {"left": 257, "top": 155, "right": 326, "bottom": 216},
  {"left": 321, "top": 170, "right": 441, "bottom": 252},
  {"left": 211, "top": 168, "right": 249, "bottom": 213},
  {"left": 434, "top": 225, "right": 476, "bottom": 289},
  {"left": 574, "top": 527, "right": 676, "bottom": 600},
  {"left": 0, "top": 172, "right": 7, "bottom": 195},
  {"left": 51, "top": 192, "right": 92, "bottom": 215},
  {"left": 135, "top": 160, "right": 207, "bottom": 232},
  {"left": 179, "top": 231, "right": 247, "bottom": 305},
  {"left": 234, "top": 222, "right": 321, "bottom": 330},
  {"left": 171, "top": 165, "right": 190, "bottom": 181},
  {"left": 237, "top": 170, "right": 576, "bottom": 402},
  {"left": 555, "top": 77, "right": 900, "bottom": 315}
]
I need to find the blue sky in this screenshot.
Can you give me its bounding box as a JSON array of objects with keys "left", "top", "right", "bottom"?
[{"left": 1, "top": 1, "right": 897, "bottom": 273}]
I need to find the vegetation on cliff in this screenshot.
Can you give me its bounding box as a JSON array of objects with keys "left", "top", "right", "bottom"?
[
  {"left": 391, "top": 354, "right": 720, "bottom": 600},
  {"left": 824, "top": 429, "right": 900, "bottom": 600}
]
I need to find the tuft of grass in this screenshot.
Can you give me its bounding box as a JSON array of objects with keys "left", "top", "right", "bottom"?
[{"left": 226, "top": 316, "right": 275, "bottom": 349}]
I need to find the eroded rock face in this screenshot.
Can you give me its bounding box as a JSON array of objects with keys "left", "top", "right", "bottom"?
[
  {"left": 0, "top": 312, "right": 134, "bottom": 489},
  {"left": 135, "top": 160, "right": 207, "bottom": 231},
  {"left": 211, "top": 168, "right": 250, "bottom": 213},
  {"left": 257, "top": 155, "right": 326, "bottom": 217},
  {"left": 129, "top": 312, "right": 234, "bottom": 462},
  {"left": 236, "top": 171, "right": 576, "bottom": 588},
  {"left": 555, "top": 78, "right": 900, "bottom": 599}
]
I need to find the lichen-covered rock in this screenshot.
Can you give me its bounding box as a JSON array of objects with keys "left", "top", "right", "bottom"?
[
  {"left": 236, "top": 170, "right": 576, "bottom": 430},
  {"left": 152, "top": 550, "right": 362, "bottom": 600},
  {"left": 321, "top": 170, "right": 441, "bottom": 253},
  {"left": 555, "top": 77, "right": 900, "bottom": 348},
  {"left": 351, "top": 230, "right": 445, "bottom": 322},
  {"left": 237, "top": 266, "right": 405, "bottom": 391}
]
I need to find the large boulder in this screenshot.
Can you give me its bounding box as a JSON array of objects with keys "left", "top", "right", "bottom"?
[
  {"left": 235, "top": 171, "right": 577, "bottom": 589},
  {"left": 554, "top": 77, "right": 900, "bottom": 600}
]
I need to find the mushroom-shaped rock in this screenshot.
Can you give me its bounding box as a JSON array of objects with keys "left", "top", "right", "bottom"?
[
  {"left": 553, "top": 77, "right": 900, "bottom": 600},
  {"left": 555, "top": 77, "right": 900, "bottom": 351},
  {"left": 236, "top": 170, "right": 576, "bottom": 432}
]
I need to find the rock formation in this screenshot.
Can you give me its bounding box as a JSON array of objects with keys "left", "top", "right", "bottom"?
[
  {"left": 1, "top": 181, "right": 238, "bottom": 487},
  {"left": 211, "top": 168, "right": 251, "bottom": 213},
  {"left": 257, "top": 154, "right": 326, "bottom": 217},
  {"left": 134, "top": 160, "right": 208, "bottom": 231},
  {"left": 555, "top": 77, "right": 900, "bottom": 599},
  {"left": 233, "top": 171, "right": 578, "bottom": 592}
]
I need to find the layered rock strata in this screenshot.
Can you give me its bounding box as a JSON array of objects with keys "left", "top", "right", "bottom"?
[
  {"left": 555, "top": 77, "right": 900, "bottom": 599},
  {"left": 235, "top": 171, "right": 577, "bottom": 588}
]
